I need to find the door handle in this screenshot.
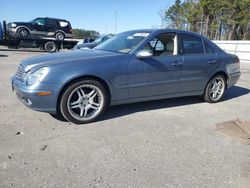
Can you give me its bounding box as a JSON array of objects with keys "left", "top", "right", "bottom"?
[
  {"left": 208, "top": 60, "right": 217, "bottom": 64},
  {"left": 172, "top": 61, "right": 183, "bottom": 67}
]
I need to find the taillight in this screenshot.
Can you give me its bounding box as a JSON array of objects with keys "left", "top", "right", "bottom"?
[
  {"left": 236, "top": 61, "right": 240, "bottom": 70},
  {"left": 235, "top": 57, "right": 240, "bottom": 69},
  {"left": 227, "top": 58, "right": 240, "bottom": 73}
]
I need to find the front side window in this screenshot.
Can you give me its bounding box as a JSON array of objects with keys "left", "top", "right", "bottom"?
[
  {"left": 181, "top": 34, "right": 204, "bottom": 55},
  {"left": 33, "top": 18, "right": 45, "bottom": 26},
  {"left": 95, "top": 31, "right": 150, "bottom": 54},
  {"left": 143, "top": 33, "right": 177, "bottom": 56}
]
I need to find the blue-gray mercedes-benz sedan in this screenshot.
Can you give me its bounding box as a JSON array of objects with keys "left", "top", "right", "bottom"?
[{"left": 11, "top": 29, "right": 241, "bottom": 124}]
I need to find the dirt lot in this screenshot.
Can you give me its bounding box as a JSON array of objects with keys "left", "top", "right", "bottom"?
[{"left": 0, "top": 47, "right": 250, "bottom": 188}]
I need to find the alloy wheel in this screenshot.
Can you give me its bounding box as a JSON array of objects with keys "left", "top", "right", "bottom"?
[
  {"left": 18, "top": 28, "right": 28, "bottom": 38},
  {"left": 67, "top": 84, "right": 104, "bottom": 121},
  {"left": 208, "top": 77, "right": 225, "bottom": 101}
]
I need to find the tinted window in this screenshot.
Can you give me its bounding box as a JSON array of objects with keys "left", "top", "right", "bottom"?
[
  {"left": 181, "top": 34, "right": 204, "bottom": 54},
  {"left": 204, "top": 41, "right": 215, "bottom": 53},
  {"left": 46, "top": 19, "right": 57, "bottom": 27}
]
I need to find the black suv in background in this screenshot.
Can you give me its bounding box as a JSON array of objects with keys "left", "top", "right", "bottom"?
[{"left": 7, "top": 17, "right": 73, "bottom": 40}]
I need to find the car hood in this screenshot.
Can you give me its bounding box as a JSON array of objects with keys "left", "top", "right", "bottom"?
[
  {"left": 76, "top": 42, "right": 98, "bottom": 49},
  {"left": 11, "top": 22, "right": 32, "bottom": 27},
  {"left": 21, "top": 49, "right": 122, "bottom": 71}
]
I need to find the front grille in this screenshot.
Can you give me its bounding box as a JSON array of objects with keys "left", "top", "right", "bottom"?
[{"left": 15, "top": 64, "right": 25, "bottom": 82}]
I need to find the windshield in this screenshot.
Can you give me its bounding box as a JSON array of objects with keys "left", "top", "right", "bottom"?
[
  {"left": 29, "top": 18, "right": 37, "bottom": 23},
  {"left": 94, "top": 31, "right": 150, "bottom": 53}
]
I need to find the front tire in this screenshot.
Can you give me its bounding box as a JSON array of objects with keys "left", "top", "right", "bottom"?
[
  {"left": 17, "top": 27, "right": 29, "bottom": 38},
  {"left": 204, "top": 75, "right": 226, "bottom": 103},
  {"left": 50, "top": 113, "right": 67, "bottom": 122},
  {"left": 60, "top": 79, "right": 108, "bottom": 124}
]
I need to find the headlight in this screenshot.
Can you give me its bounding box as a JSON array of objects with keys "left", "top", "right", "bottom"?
[
  {"left": 11, "top": 23, "right": 17, "bottom": 28},
  {"left": 81, "top": 47, "right": 90, "bottom": 49},
  {"left": 26, "top": 67, "right": 49, "bottom": 85}
]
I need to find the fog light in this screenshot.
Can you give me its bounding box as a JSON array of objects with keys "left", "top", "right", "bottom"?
[
  {"left": 26, "top": 98, "right": 32, "bottom": 105},
  {"left": 21, "top": 97, "right": 32, "bottom": 106}
]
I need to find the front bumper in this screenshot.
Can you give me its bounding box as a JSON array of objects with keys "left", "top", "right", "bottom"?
[
  {"left": 11, "top": 76, "right": 58, "bottom": 114},
  {"left": 6, "top": 27, "right": 17, "bottom": 37},
  {"left": 227, "top": 71, "right": 241, "bottom": 88}
]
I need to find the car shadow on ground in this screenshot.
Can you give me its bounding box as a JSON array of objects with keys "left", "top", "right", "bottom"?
[
  {"left": 49, "top": 86, "right": 250, "bottom": 123},
  {"left": 223, "top": 86, "right": 250, "bottom": 100},
  {"left": 101, "top": 86, "right": 250, "bottom": 122},
  {"left": 0, "top": 54, "right": 8, "bottom": 57},
  {"left": 0, "top": 48, "right": 44, "bottom": 53}
]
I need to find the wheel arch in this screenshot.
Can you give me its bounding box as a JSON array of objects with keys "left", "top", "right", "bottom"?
[
  {"left": 56, "top": 75, "right": 112, "bottom": 113},
  {"left": 16, "top": 26, "right": 30, "bottom": 33},
  {"left": 206, "top": 71, "right": 229, "bottom": 91},
  {"left": 55, "top": 30, "right": 66, "bottom": 36}
]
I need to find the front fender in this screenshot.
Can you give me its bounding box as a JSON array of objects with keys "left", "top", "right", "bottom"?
[{"left": 15, "top": 26, "right": 31, "bottom": 33}]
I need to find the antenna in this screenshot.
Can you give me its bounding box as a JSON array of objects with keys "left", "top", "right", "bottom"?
[{"left": 115, "top": 0, "right": 118, "bottom": 33}]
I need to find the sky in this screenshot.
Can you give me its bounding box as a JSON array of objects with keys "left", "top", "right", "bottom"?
[{"left": 0, "top": 0, "right": 174, "bottom": 34}]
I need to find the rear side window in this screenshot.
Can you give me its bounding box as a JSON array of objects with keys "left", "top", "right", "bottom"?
[
  {"left": 181, "top": 34, "right": 204, "bottom": 54},
  {"left": 46, "top": 19, "right": 57, "bottom": 27},
  {"left": 59, "top": 21, "right": 69, "bottom": 28},
  {"left": 204, "top": 41, "right": 215, "bottom": 53}
]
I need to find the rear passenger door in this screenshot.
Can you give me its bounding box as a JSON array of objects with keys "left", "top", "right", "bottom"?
[
  {"left": 179, "top": 33, "right": 218, "bottom": 92},
  {"left": 45, "top": 19, "right": 58, "bottom": 35}
]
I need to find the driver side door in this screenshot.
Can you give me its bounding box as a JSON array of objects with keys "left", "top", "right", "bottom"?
[
  {"left": 128, "top": 33, "right": 183, "bottom": 99},
  {"left": 31, "top": 18, "right": 46, "bottom": 36}
]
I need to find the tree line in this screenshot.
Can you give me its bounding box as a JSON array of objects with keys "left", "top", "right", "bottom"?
[
  {"left": 72, "top": 29, "right": 100, "bottom": 39},
  {"left": 164, "top": 0, "right": 250, "bottom": 40}
]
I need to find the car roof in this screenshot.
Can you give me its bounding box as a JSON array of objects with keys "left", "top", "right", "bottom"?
[
  {"left": 121, "top": 29, "right": 206, "bottom": 38},
  {"left": 127, "top": 29, "right": 224, "bottom": 54},
  {"left": 36, "top": 17, "right": 68, "bottom": 22}
]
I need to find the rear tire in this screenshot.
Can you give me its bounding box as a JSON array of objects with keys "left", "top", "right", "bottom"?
[
  {"left": 55, "top": 32, "right": 65, "bottom": 41},
  {"left": 44, "top": 41, "right": 57, "bottom": 53},
  {"left": 204, "top": 75, "right": 226, "bottom": 103},
  {"left": 60, "top": 79, "right": 108, "bottom": 124}
]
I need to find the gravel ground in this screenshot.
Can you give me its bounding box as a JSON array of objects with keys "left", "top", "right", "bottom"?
[{"left": 0, "top": 47, "right": 250, "bottom": 188}]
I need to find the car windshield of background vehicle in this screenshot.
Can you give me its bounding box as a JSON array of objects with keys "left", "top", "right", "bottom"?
[{"left": 94, "top": 31, "right": 150, "bottom": 54}]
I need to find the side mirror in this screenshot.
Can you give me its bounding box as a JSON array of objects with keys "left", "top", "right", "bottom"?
[{"left": 136, "top": 50, "right": 153, "bottom": 59}]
